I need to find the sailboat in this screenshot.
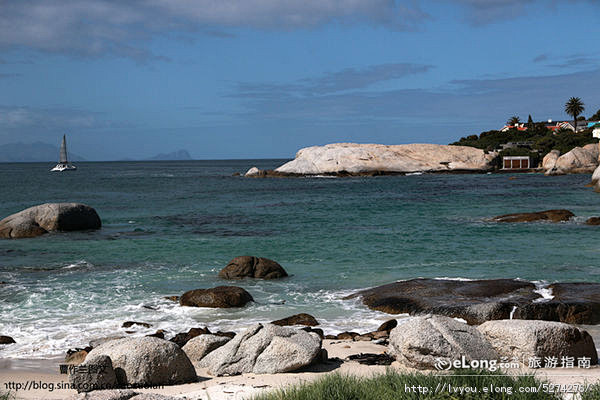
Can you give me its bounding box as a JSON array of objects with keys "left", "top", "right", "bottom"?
[{"left": 50, "top": 135, "right": 77, "bottom": 171}]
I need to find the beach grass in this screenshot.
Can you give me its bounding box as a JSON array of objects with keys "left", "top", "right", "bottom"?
[
  {"left": 253, "top": 369, "right": 560, "bottom": 400},
  {"left": 0, "top": 391, "right": 15, "bottom": 400},
  {"left": 582, "top": 383, "right": 600, "bottom": 400}
]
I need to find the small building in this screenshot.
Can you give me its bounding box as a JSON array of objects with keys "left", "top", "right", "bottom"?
[
  {"left": 502, "top": 156, "right": 530, "bottom": 170},
  {"left": 501, "top": 124, "right": 528, "bottom": 132},
  {"left": 593, "top": 124, "right": 600, "bottom": 139}
]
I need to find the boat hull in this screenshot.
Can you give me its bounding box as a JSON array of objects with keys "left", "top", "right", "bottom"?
[{"left": 51, "top": 163, "right": 77, "bottom": 172}]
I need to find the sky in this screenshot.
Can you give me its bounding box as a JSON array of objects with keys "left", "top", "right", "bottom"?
[{"left": 0, "top": 0, "right": 599, "bottom": 160}]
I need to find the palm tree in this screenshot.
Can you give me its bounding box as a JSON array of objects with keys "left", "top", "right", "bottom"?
[
  {"left": 565, "top": 97, "right": 585, "bottom": 131},
  {"left": 507, "top": 116, "right": 521, "bottom": 126}
]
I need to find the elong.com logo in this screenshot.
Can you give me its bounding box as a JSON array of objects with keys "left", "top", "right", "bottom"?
[{"left": 434, "top": 356, "right": 519, "bottom": 372}]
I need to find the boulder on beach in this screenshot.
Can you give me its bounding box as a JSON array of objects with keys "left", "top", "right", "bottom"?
[
  {"left": 345, "top": 278, "right": 539, "bottom": 325},
  {"left": 219, "top": 256, "right": 288, "bottom": 280},
  {"left": 69, "top": 354, "right": 117, "bottom": 393},
  {"left": 490, "top": 209, "right": 574, "bottom": 223},
  {"left": 170, "top": 327, "right": 211, "bottom": 347},
  {"left": 0, "top": 335, "right": 16, "bottom": 344},
  {"left": 545, "top": 143, "right": 599, "bottom": 175},
  {"left": 0, "top": 203, "right": 101, "bottom": 239},
  {"left": 388, "top": 315, "right": 497, "bottom": 370},
  {"left": 478, "top": 320, "right": 598, "bottom": 366},
  {"left": 65, "top": 347, "right": 92, "bottom": 365},
  {"left": 271, "top": 313, "right": 319, "bottom": 327},
  {"left": 542, "top": 150, "right": 560, "bottom": 171},
  {"left": 182, "top": 334, "right": 230, "bottom": 362},
  {"left": 85, "top": 337, "right": 197, "bottom": 387},
  {"left": 179, "top": 286, "right": 253, "bottom": 308},
  {"left": 199, "top": 323, "right": 322, "bottom": 376},
  {"left": 272, "top": 143, "right": 495, "bottom": 176}
]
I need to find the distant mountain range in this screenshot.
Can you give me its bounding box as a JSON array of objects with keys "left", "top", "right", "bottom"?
[
  {"left": 145, "top": 150, "right": 192, "bottom": 161},
  {"left": 0, "top": 142, "right": 193, "bottom": 162},
  {"left": 0, "top": 142, "right": 86, "bottom": 162}
]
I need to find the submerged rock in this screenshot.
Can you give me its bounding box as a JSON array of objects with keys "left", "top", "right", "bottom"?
[
  {"left": 478, "top": 320, "right": 598, "bottom": 366},
  {"left": 513, "top": 282, "right": 600, "bottom": 324},
  {"left": 0, "top": 203, "right": 101, "bottom": 239},
  {"left": 490, "top": 209, "right": 574, "bottom": 223},
  {"left": 122, "top": 321, "right": 151, "bottom": 329},
  {"left": 271, "top": 313, "right": 319, "bottom": 327},
  {"left": 200, "top": 323, "right": 321, "bottom": 375},
  {"left": 85, "top": 337, "right": 196, "bottom": 387},
  {"left": 349, "top": 278, "right": 600, "bottom": 325},
  {"left": 389, "top": 315, "right": 497, "bottom": 370},
  {"left": 0, "top": 335, "right": 16, "bottom": 344},
  {"left": 179, "top": 286, "right": 253, "bottom": 308},
  {"left": 169, "top": 327, "right": 211, "bottom": 347},
  {"left": 219, "top": 256, "right": 288, "bottom": 280},
  {"left": 345, "top": 278, "right": 538, "bottom": 325},
  {"left": 273, "top": 143, "right": 496, "bottom": 176}
]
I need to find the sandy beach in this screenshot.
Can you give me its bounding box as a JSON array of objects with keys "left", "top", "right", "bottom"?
[{"left": 2, "top": 338, "right": 599, "bottom": 400}]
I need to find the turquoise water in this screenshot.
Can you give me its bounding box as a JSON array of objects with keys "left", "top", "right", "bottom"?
[{"left": 1, "top": 160, "right": 599, "bottom": 357}]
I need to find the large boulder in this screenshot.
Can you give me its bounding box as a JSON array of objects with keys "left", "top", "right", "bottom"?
[
  {"left": 491, "top": 209, "right": 574, "bottom": 223},
  {"left": 513, "top": 282, "right": 600, "bottom": 324},
  {"left": 179, "top": 286, "right": 253, "bottom": 308},
  {"left": 273, "top": 143, "right": 496, "bottom": 176},
  {"left": 388, "top": 315, "right": 497, "bottom": 370},
  {"left": 199, "top": 323, "right": 322, "bottom": 375},
  {"left": 546, "top": 143, "right": 599, "bottom": 175},
  {"left": 85, "top": 337, "right": 196, "bottom": 387},
  {"left": 0, "top": 203, "right": 101, "bottom": 239},
  {"left": 219, "top": 256, "right": 288, "bottom": 280},
  {"left": 542, "top": 150, "right": 561, "bottom": 172},
  {"left": 345, "top": 278, "right": 539, "bottom": 324},
  {"left": 478, "top": 320, "right": 598, "bottom": 366},
  {"left": 182, "top": 334, "right": 230, "bottom": 362},
  {"left": 271, "top": 313, "right": 319, "bottom": 327},
  {"left": 69, "top": 354, "right": 117, "bottom": 393}
]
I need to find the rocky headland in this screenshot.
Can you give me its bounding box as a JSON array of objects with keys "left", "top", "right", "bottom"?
[{"left": 246, "top": 143, "right": 496, "bottom": 177}]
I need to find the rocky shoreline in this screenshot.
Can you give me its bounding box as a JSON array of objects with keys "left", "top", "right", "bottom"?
[{"left": 244, "top": 142, "right": 600, "bottom": 177}]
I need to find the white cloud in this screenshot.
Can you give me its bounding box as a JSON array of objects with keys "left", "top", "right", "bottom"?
[{"left": 0, "top": 0, "right": 427, "bottom": 61}]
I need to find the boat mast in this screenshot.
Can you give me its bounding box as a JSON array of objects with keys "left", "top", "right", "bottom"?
[{"left": 60, "top": 134, "right": 68, "bottom": 164}]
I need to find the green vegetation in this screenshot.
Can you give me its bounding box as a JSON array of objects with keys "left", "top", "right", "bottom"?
[
  {"left": 590, "top": 109, "right": 600, "bottom": 121},
  {"left": 0, "top": 391, "right": 15, "bottom": 400},
  {"left": 565, "top": 97, "right": 585, "bottom": 130},
  {"left": 253, "top": 370, "right": 559, "bottom": 400},
  {"left": 507, "top": 116, "right": 521, "bottom": 126},
  {"left": 452, "top": 124, "right": 597, "bottom": 159}
]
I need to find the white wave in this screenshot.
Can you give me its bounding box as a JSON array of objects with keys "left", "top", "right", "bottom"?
[{"left": 532, "top": 280, "right": 554, "bottom": 302}]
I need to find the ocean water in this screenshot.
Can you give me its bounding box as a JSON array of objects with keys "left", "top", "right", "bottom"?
[{"left": 1, "top": 160, "right": 599, "bottom": 358}]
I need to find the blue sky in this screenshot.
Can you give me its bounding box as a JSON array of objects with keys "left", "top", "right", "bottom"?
[{"left": 0, "top": 0, "right": 599, "bottom": 160}]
